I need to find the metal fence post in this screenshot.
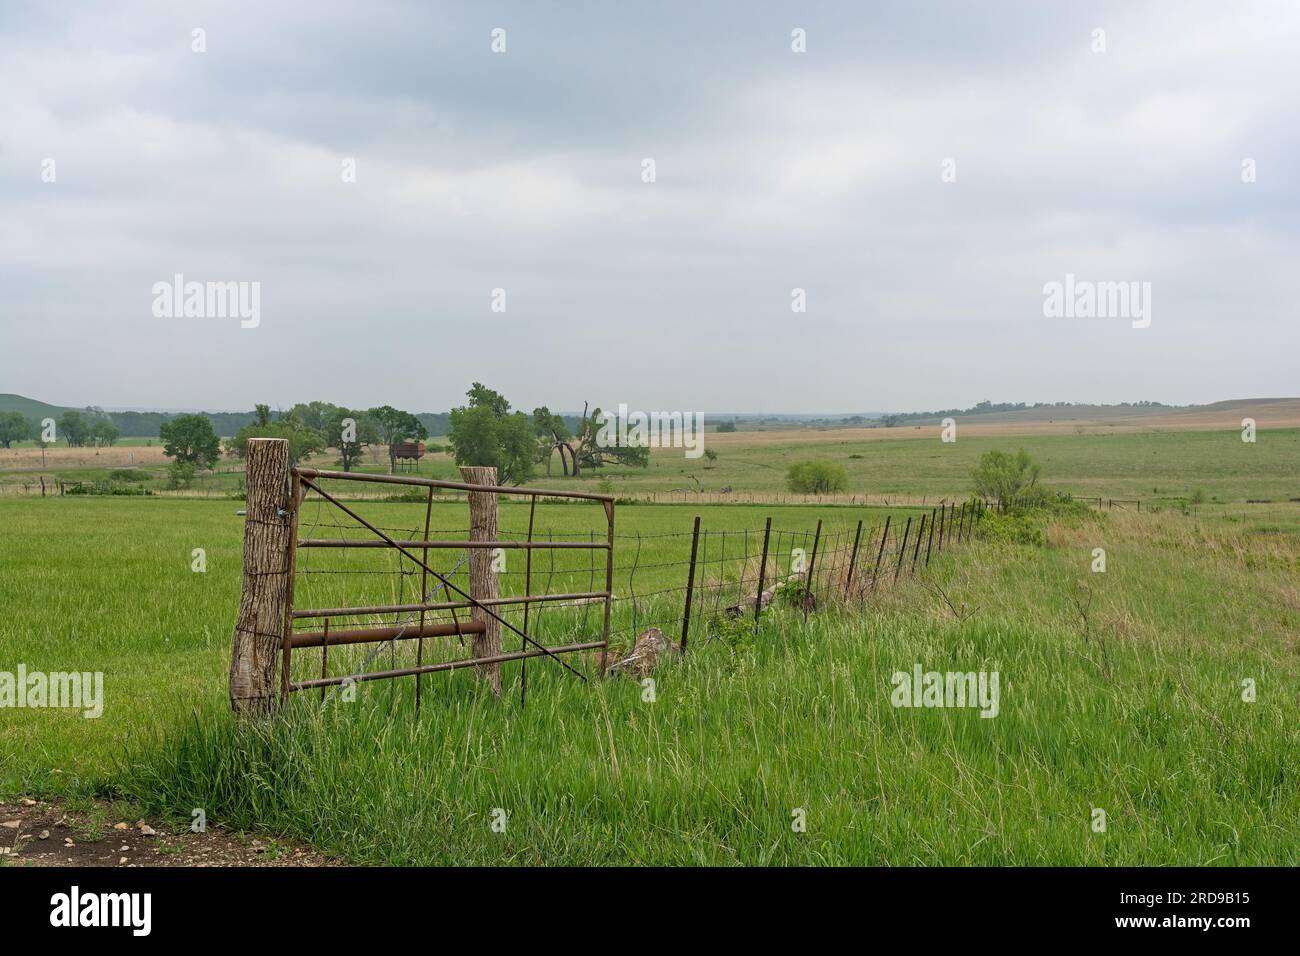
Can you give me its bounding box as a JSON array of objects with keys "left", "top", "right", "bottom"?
[
  {"left": 754, "top": 516, "right": 772, "bottom": 628},
  {"left": 910, "top": 513, "right": 926, "bottom": 575},
  {"left": 844, "top": 519, "right": 863, "bottom": 599},
  {"left": 871, "top": 516, "right": 891, "bottom": 590},
  {"left": 894, "top": 516, "right": 912, "bottom": 584},
  {"left": 804, "top": 519, "right": 822, "bottom": 622},
  {"left": 680, "top": 515, "right": 702, "bottom": 651}
]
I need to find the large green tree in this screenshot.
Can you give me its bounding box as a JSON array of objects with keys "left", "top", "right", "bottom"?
[
  {"left": 575, "top": 405, "right": 650, "bottom": 472},
  {"left": 160, "top": 414, "right": 222, "bottom": 469},
  {"left": 91, "top": 418, "right": 121, "bottom": 447},
  {"left": 325, "top": 407, "right": 380, "bottom": 472},
  {"left": 286, "top": 400, "right": 340, "bottom": 433},
  {"left": 447, "top": 384, "right": 535, "bottom": 485},
  {"left": 533, "top": 405, "right": 574, "bottom": 477},
  {"left": 531, "top": 403, "right": 649, "bottom": 478},
  {"left": 225, "top": 413, "right": 324, "bottom": 469},
  {"left": 0, "top": 411, "right": 29, "bottom": 448},
  {"left": 58, "top": 410, "right": 93, "bottom": 447}
]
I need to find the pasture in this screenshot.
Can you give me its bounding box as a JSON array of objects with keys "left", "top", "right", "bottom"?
[
  {"left": 5, "top": 424, "right": 1300, "bottom": 505},
  {"left": 2, "top": 457, "right": 1299, "bottom": 864}
]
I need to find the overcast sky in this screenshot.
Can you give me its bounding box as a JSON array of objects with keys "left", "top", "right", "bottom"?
[{"left": 1, "top": 1, "right": 1296, "bottom": 414}]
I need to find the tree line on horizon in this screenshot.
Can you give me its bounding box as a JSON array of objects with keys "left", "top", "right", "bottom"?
[
  {"left": 0, "top": 396, "right": 1183, "bottom": 448},
  {"left": 0, "top": 409, "right": 122, "bottom": 449},
  {"left": 147, "top": 384, "right": 649, "bottom": 488}
]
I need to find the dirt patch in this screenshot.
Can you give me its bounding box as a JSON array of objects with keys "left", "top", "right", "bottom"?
[
  {"left": 0, "top": 445, "right": 172, "bottom": 472},
  {"left": 0, "top": 797, "right": 338, "bottom": 868}
]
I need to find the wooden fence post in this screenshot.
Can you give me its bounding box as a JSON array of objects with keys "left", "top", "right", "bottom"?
[
  {"left": 925, "top": 508, "right": 936, "bottom": 566},
  {"left": 230, "top": 438, "right": 292, "bottom": 717},
  {"left": 461, "top": 466, "right": 503, "bottom": 696}
]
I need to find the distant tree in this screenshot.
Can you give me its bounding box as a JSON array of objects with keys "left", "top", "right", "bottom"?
[
  {"left": 786, "top": 460, "right": 848, "bottom": 495},
  {"left": 465, "top": 383, "right": 511, "bottom": 417},
  {"left": 225, "top": 416, "right": 324, "bottom": 468},
  {"left": 574, "top": 404, "right": 650, "bottom": 472},
  {"left": 160, "top": 414, "right": 222, "bottom": 469},
  {"left": 533, "top": 405, "right": 574, "bottom": 477},
  {"left": 0, "top": 411, "right": 29, "bottom": 448},
  {"left": 447, "top": 384, "right": 535, "bottom": 485},
  {"left": 325, "top": 408, "right": 379, "bottom": 472},
  {"left": 703, "top": 448, "right": 719, "bottom": 467},
  {"left": 286, "top": 400, "right": 340, "bottom": 433},
  {"left": 91, "top": 418, "right": 121, "bottom": 447},
  {"left": 367, "top": 405, "right": 428, "bottom": 474},
  {"left": 253, "top": 403, "right": 272, "bottom": 427},
  {"left": 58, "top": 410, "right": 93, "bottom": 447},
  {"left": 716, "top": 420, "right": 737, "bottom": 433},
  {"left": 971, "top": 448, "right": 1041, "bottom": 509},
  {"left": 166, "top": 461, "right": 197, "bottom": 489}
]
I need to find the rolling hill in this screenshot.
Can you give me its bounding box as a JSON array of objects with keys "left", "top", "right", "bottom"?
[{"left": 0, "top": 393, "right": 72, "bottom": 421}]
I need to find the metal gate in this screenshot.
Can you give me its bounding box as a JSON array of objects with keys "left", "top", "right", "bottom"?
[{"left": 280, "top": 467, "right": 615, "bottom": 706}]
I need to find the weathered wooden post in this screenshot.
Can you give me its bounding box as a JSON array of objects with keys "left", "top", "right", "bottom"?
[
  {"left": 461, "top": 466, "right": 503, "bottom": 695},
  {"left": 230, "top": 438, "right": 293, "bottom": 717}
]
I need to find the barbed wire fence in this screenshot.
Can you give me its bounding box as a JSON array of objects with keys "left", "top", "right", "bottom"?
[
  {"left": 282, "top": 481, "right": 988, "bottom": 709},
  {"left": 600, "top": 499, "right": 987, "bottom": 657}
]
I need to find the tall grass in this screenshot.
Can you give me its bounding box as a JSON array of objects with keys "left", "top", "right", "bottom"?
[
  {"left": 115, "top": 508, "right": 1300, "bottom": 865},
  {"left": 5, "top": 497, "right": 1297, "bottom": 864}
]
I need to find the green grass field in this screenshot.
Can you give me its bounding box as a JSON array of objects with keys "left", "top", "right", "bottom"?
[
  {"left": 6, "top": 426, "right": 1298, "bottom": 504},
  {"left": 2, "top": 472, "right": 1298, "bottom": 864}
]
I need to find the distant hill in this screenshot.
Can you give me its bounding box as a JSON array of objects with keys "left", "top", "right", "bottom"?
[
  {"left": 8, "top": 392, "right": 1294, "bottom": 441},
  {"left": 0, "top": 393, "right": 72, "bottom": 421},
  {"left": 0, "top": 394, "right": 257, "bottom": 438}
]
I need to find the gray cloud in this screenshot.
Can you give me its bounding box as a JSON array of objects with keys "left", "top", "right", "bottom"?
[{"left": 1, "top": 0, "right": 1296, "bottom": 413}]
